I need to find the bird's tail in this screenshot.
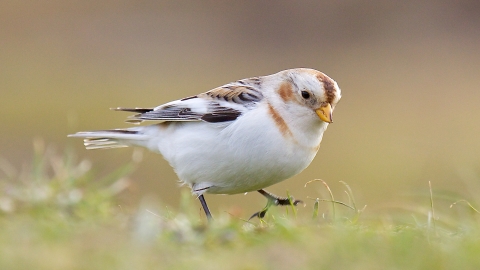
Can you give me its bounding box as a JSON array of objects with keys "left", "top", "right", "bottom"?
[{"left": 68, "top": 127, "right": 149, "bottom": 150}]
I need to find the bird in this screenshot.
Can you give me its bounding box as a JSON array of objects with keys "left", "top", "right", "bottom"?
[{"left": 69, "top": 68, "right": 342, "bottom": 220}]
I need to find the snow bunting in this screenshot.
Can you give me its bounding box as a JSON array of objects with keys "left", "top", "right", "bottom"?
[{"left": 69, "top": 68, "right": 342, "bottom": 219}]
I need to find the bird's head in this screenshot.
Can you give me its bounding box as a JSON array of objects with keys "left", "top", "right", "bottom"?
[{"left": 276, "top": 68, "right": 342, "bottom": 124}]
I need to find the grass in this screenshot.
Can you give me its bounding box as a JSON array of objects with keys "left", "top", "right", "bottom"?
[{"left": 1, "top": 142, "right": 480, "bottom": 269}]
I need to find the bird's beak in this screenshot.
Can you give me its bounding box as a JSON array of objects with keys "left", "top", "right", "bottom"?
[{"left": 316, "top": 103, "right": 333, "bottom": 123}]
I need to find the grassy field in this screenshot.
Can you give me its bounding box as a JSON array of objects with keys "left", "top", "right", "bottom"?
[
  {"left": 2, "top": 2, "right": 480, "bottom": 269},
  {"left": 1, "top": 144, "right": 479, "bottom": 270}
]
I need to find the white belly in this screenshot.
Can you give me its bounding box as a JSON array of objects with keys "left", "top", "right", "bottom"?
[{"left": 149, "top": 106, "right": 326, "bottom": 195}]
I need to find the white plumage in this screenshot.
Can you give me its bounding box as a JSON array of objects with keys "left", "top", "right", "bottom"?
[{"left": 69, "top": 68, "right": 342, "bottom": 218}]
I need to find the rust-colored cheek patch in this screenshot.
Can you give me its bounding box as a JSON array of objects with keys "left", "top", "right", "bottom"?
[
  {"left": 278, "top": 82, "right": 294, "bottom": 102},
  {"left": 268, "top": 104, "right": 293, "bottom": 138}
]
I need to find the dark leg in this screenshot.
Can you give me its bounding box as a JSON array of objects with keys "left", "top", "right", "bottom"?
[
  {"left": 198, "top": 194, "right": 213, "bottom": 220},
  {"left": 249, "top": 189, "right": 303, "bottom": 220},
  {"left": 258, "top": 189, "right": 303, "bottom": 206}
]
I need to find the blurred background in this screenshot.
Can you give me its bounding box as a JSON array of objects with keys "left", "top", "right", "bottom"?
[{"left": 2, "top": 0, "right": 479, "bottom": 216}]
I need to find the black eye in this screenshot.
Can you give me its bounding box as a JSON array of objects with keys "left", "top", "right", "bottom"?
[{"left": 301, "top": 91, "right": 310, "bottom": 99}]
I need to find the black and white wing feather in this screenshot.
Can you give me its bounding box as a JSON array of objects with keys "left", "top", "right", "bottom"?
[{"left": 114, "top": 78, "right": 264, "bottom": 124}]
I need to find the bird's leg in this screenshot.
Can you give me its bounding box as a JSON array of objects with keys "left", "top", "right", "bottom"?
[
  {"left": 249, "top": 189, "right": 303, "bottom": 220},
  {"left": 198, "top": 194, "right": 213, "bottom": 220},
  {"left": 257, "top": 189, "right": 303, "bottom": 206}
]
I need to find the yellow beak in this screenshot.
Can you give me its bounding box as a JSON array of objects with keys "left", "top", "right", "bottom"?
[{"left": 316, "top": 103, "right": 333, "bottom": 123}]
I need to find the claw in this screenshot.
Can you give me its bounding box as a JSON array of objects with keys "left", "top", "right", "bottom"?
[
  {"left": 292, "top": 199, "right": 303, "bottom": 206},
  {"left": 248, "top": 209, "right": 268, "bottom": 220}
]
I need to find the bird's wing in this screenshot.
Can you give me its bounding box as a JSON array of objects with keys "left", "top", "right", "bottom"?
[{"left": 114, "top": 78, "right": 264, "bottom": 124}]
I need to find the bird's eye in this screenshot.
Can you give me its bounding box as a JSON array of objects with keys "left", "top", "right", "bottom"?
[{"left": 301, "top": 91, "right": 310, "bottom": 99}]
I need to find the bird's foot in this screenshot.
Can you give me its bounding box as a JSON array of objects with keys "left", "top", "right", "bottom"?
[{"left": 249, "top": 189, "right": 303, "bottom": 220}]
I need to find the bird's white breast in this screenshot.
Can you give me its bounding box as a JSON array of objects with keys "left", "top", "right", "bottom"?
[{"left": 147, "top": 103, "right": 327, "bottom": 195}]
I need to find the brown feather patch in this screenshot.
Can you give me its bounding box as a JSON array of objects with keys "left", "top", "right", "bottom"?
[
  {"left": 268, "top": 104, "right": 293, "bottom": 138},
  {"left": 278, "top": 82, "right": 294, "bottom": 102},
  {"left": 199, "top": 85, "right": 263, "bottom": 104},
  {"left": 316, "top": 73, "right": 336, "bottom": 104}
]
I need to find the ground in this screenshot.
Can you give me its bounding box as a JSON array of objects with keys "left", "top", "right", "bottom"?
[{"left": 1, "top": 148, "right": 479, "bottom": 270}]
